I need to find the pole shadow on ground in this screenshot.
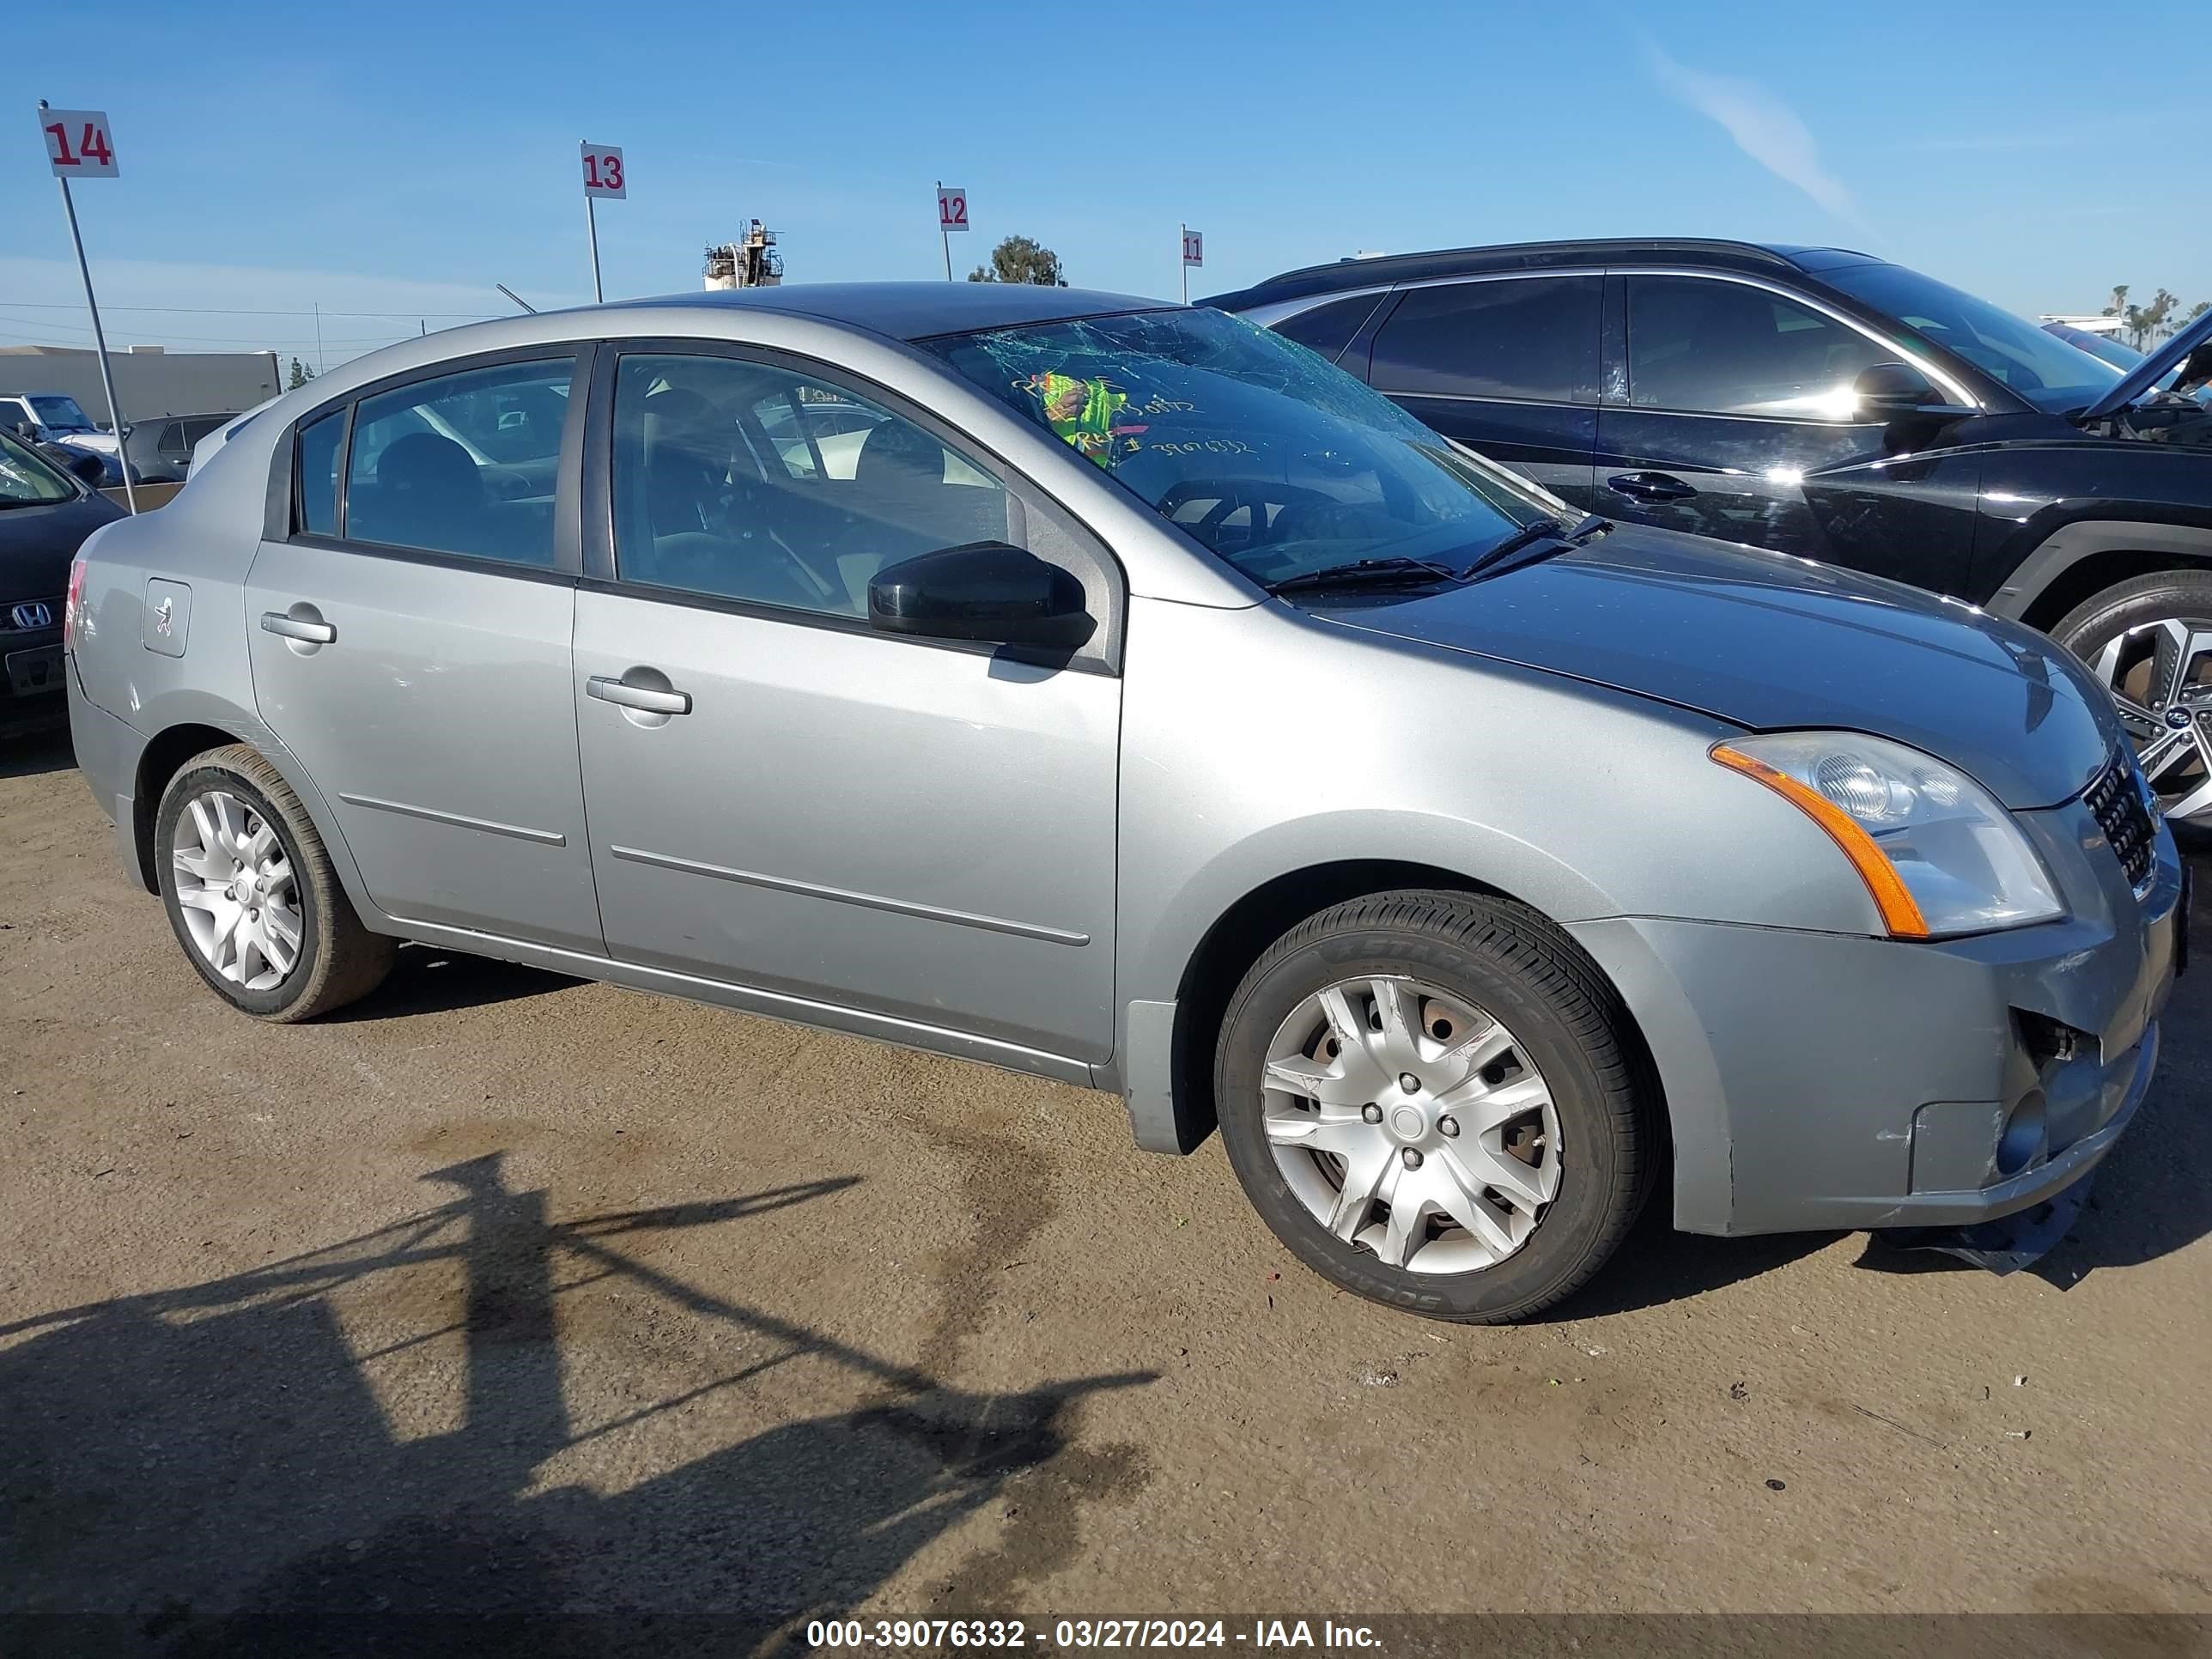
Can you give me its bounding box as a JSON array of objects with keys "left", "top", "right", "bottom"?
[{"left": 0, "top": 1154, "right": 1155, "bottom": 1656}]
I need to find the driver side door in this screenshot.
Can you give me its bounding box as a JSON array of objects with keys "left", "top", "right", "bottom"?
[{"left": 571, "top": 344, "right": 1124, "bottom": 1068}]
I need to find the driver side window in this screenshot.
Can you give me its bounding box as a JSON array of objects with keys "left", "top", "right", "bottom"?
[{"left": 609, "top": 352, "right": 1011, "bottom": 619}]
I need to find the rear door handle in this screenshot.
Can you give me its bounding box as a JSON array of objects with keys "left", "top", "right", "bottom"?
[
  {"left": 1607, "top": 471, "right": 1698, "bottom": 503},
  {"left": 259, "top": 611, "right": 336, "bottom": 643},
  {"left": 587, "top": 675, "right": 692, "bottom": 715}
]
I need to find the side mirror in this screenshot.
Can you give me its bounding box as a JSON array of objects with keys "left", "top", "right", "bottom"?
[
  {"left": 67, "top": 452, "right": 108, "bottom": 486},
  {"left": 11, "top": 422, "right": 39, "bottom": 445},
  {"left": 1854, "top": 362, "right": 1975, "bottom": 422},
  {"left": 868, "top": 541, "right": 1096, "bottom": 651}
]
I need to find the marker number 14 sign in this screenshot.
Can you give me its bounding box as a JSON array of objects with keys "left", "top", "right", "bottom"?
[
  {"left": 580, "top": 143, "right": 626, "bottom": 198},
  {"left": 40, "top": 109, "right": 118, "bottom": 178}
]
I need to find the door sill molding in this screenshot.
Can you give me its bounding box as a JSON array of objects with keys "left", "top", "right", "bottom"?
[{"left": 382, "top": 915, "right": 1099, "bottom": 1087}]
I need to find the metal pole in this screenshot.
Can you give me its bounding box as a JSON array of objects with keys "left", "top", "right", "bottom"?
[
  {"left": 937, "top": 179, "right": 951, "bottom": 282},
  {"left": 55, "top": 174, "right": 136, "bottom": 514},
  {"left": 586, "top": 194, "right": 604, "bottom": 303},
  {"left": 1180, "top": 223, "right": 1188, "bottom": 306},
  {"left": 313, "top": 302, "right": 325, "bottom": 376}
]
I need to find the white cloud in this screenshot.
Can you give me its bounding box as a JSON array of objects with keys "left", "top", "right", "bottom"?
[{"left": 1644, "top": 44, "right": 1866, "bottom": 229}]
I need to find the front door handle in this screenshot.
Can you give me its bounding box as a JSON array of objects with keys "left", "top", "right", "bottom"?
[
  {"left": 1607, "top": 471, "right": 1698, "bottom": 503},
  {"left": 259, "top": 611, "right": 337, "bottom": 643},
  {"left": 587, "top": 675, "right": 692, "bottom": 715}
]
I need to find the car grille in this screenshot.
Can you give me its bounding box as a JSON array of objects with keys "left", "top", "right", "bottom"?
[{"left": 2085, "top": 754, "right": 2156, "bottom": 891}]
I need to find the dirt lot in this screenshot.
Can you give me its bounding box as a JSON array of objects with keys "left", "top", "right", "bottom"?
[{"left": 3, "top": 725, "right": 2209, "bottom": 1649}]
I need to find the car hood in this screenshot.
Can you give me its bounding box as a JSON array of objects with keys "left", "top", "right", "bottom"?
[
  {"left": 1307, "top": 526, "right": 2121, "bottom": 810},
  {"left": 2079, "top": 305, "right": 2212, "bottom": 420},
  {"left": 53, "top": 431, "right": 120, "bottom": 456},
  {"left": 0, "top": 489, "right": 125, "bottom": 596}
]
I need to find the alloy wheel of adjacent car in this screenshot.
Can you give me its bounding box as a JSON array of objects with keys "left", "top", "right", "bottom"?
[
  {"left": 2056, "top": 572, "right": 2212, "bottom": 823},
  {"left": 155, "top": 744, "right": 395, "bottom": 1021},
  {"left": 1215, "top": 889, "right": 1652, "bottom": 1324}
]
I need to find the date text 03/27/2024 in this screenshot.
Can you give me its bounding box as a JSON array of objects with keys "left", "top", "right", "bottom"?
[{"left": 802, "top": 1618, "right": 1382, "bottom": 1650}]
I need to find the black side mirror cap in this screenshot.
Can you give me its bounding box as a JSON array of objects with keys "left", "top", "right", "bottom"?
[
  {"left": 1854, "top": 362, "right": 1977, "bottom": 422},
  {"left": 867, "top": 541, "right": 1096, "bottom": 652}
]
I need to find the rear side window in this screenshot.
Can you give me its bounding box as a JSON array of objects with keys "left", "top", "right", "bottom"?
[
  {"left": 343, "top": 358, "right": 574, "bottom": 565},
  {"left": 1269, "top": 295, "right": 1385, "bottom": 362},
  {"left": 1626, "top": 275, "right": 1893, "bottom": 420},
  {"left": 1369, "top": 276, "right": 1601, "bottom": 404},
  {"left": 295, "top": 410, "right": 343, "bottom": 536}
]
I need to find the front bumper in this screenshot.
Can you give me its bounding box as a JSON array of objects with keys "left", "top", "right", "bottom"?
[{"left": 1570, "top": 792, "right": 2182, "bottom": 1237}]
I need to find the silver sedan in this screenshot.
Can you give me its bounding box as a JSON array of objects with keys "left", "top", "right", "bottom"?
[{"left": 64, "top": 284, "right": 2181, "bottom": 1321}]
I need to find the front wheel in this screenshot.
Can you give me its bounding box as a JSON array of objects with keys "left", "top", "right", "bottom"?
[
  {"left": 1213, "top": 890, "right": 1653, "bottom": 1324},
  {"left": 2054, "top": 569, "right": 2212, "bottom": 823}
]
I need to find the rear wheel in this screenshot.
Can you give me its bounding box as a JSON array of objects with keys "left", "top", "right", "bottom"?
[
  {"left": 1213, "top": 890, "right": 1653, "bottom": 1323},
  {"left": 2055, "top": 570, "right": 2212, "bottom": 823},
  {"left": 155, "top": 744, "right": 394, "bottom": 1020}
]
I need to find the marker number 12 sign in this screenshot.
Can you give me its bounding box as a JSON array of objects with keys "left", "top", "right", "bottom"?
[
  {"left": 40, "top": 109, "right": 118, "bottom": 178},
  {"left": 581, "top": 143, "right": 626, "bottom": 198},
  {"left": 938, "top": 187, "right": 969, "bottom": 233}
]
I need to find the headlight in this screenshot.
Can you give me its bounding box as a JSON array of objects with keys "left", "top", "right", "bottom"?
[{"left": 1712, "top": 732, "right": 2063, "bottom": 939}]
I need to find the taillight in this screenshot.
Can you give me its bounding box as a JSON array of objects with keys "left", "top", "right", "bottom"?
[{"left": 62, "top": 556, "right": 88, "bottom": 651}]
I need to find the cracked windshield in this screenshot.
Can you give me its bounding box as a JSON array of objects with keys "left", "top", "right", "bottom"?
[{"left": 927, "top": 307, "right": 1547, "bottom": 586}]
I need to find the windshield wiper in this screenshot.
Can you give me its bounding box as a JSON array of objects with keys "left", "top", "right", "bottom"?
[
  {"left": 1262, "top": 556, "right": 1462, "bottom": 597},
  {"left": 1456, "top": 513, "right": 1611, "bottom": 580}
]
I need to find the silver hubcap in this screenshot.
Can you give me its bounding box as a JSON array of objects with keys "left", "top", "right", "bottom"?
[
  {"left": 2092, "top": 617, "right": 2212, "bottom": 819},
  {"left": 1261, "top": 975, "right": 1560, "bottom": 1275},
  {"left": 172, "top": 789, "right": 301, "bottom": 991}
]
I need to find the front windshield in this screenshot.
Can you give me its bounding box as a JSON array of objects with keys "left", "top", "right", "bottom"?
[
  {"left": 27, "top": 395, "right": 96, "bottom": 433},
  {"left": 1825, "top": 264, "right": 2123, "bottom": 414},
  {"left": 0, "top": 430, "right": 78, "bottom": 506},
  {"left": 925, "top": 307, "right": 1549, "bottom": 586}
]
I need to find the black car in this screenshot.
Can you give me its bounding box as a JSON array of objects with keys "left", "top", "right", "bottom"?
[
  {"left": 0, "top": 428, "right": 125, "bottom": 725},
  {"left": 1209, "top": 240, "right": 2212, "bottom": 818}
]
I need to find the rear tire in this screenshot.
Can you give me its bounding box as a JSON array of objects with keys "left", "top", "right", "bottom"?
[
  {"left": 1212, "top": 889, "right": 1653, "bottom": 1324},
  {"left": 155, "top": 744, "right": 395, "bottom": 1021},
  {"left": 2055, "top": 568, "right": 2212, "bottom": 825}
]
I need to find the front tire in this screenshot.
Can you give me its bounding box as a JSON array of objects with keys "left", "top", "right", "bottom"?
[
  {"left": 2054, "top": 569, "right": 2212, "bottom": 823},
  {"left": 1214, "top": 890, "right": 1653, "bottom": 1324},
  {"left": 155, "top": 744, "right": 395, "bottom": 1020}
]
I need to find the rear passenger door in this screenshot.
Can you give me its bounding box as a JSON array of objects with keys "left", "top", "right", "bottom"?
[
  {"left": 570, "top": 344, "right": 1122, "bottom": 1066},
  {"left": 244, "top": 350, "right": 605, "bottom": 953},
  {"left": 1363, "top": 275, "right": 1603, "bottom": 510}
]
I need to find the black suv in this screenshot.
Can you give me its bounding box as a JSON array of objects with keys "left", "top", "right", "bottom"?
[{"left": 1208, "top": 240, "right": 2212, "bottom": 818}]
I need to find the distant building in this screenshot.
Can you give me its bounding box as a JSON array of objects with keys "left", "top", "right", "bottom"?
[
  {"left": 705, "top": 222, "right": 782, "bottom": 289},
  {"left": 0, "top": 343, "right": 281, "bottom": 425}
]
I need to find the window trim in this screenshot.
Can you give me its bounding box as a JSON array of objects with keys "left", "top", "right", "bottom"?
[
  {"left": 581, "top": 337, "right": 1127, "bottom": 677},
  {"left": 1614, "top": 267, "right": 1981, "bottom": 422},
  {"left": 1364, "top": 272, "right": 1607, "bottom": 409},
  {"left": 268, "top": 344, "right": 592, "bottom": 578}
]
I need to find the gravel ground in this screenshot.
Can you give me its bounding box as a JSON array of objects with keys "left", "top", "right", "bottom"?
[{"left": 2, "top": 726, "right": 2208, "bottom": 1650}]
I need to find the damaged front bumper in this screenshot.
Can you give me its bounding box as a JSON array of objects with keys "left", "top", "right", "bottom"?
[{"left": 1569, "top": 791, "right": 2184, "bottom": 1257}]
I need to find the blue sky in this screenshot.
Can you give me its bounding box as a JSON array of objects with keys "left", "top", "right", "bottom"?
[{"left": 6, "top": 0, "right": 2203, "bottom": 371}]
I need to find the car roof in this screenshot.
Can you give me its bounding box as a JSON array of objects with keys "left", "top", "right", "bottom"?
[
  {"left": 1203, "top": 238, "right": 1884, "bottom": 309},
  {"left": 596, "top": 282, "right": 1170, "bottom": 342}
]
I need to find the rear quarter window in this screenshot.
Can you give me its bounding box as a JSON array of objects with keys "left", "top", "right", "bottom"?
[{"left": 295, "top": 410, "right": 343, "bottom": 536}]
